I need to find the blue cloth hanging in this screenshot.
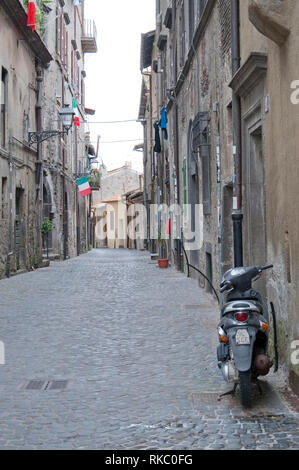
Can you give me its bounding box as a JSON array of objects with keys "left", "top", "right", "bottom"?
[{"left": 159, "top": 107, "right": 168, "bottom": 140}]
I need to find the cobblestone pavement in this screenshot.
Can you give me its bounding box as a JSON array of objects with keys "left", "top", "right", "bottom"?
[{"left": 0, "top": 249, "right": 298, "bottom": 450}]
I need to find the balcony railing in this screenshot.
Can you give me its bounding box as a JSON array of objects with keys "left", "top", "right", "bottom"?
[
  {"left": 81, "top": 19, "right": 98, "bottom": 53},
  {"left": 75, "top": 168, "right": 101, "bottom": 191},
  {"left": 88, "top": 171, "right": 101, "bottom": 190}
]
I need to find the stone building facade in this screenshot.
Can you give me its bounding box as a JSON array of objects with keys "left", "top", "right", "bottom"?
[
  {"left": 41, "top": 0, "right": 97, "bottom": 260},
  {"left": 0, "top": 0, "right": 52, "bottom": 277},
  {"left": 0, "top": 0, "right": 97, "bottom": 278},
  {"left": 139, "top": 0, "right": 299, "bottom": 394},
  {"left": 140, "top": 0, "right": 234, "bottom": 284}
]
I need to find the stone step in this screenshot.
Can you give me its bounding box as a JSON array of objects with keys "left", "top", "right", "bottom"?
[{"left": 42, "top": 253, "right": 61, "bottom": 261}]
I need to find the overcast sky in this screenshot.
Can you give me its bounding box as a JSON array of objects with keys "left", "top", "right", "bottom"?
[{"left": 84, "top": 0, "right": 155, "bottom": 173}]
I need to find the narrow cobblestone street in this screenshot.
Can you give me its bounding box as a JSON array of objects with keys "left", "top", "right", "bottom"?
[{"left": 0, "top": 249, "right": 298, "bottom": 450}]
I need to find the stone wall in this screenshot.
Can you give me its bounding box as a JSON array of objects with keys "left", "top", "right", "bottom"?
[
  {"left": 0, "top": 2, "right": 46, "bottom": 278},
  {"left": 147, "top": 0, "right": 233, "bottom": 289},
  {"left": 239, "top": 0, "right": 299, "bottom": 394},
  {"left": 41, "top": 0, "right": 90, "bottom": 259}
]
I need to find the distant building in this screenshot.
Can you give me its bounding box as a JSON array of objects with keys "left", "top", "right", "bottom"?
[
  {"left": 93, "top": 163, "right": 142, "bottom": 204},
  {"left": 92, "top": 163, "right": 143, "bottom": 249}
]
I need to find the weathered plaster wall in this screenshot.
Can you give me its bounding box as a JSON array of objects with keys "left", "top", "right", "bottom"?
[
  {"left": 0, "top": 4, "right": 41, "bottom": 277},
  {"left": 240, "top": 0, "right": 299, "bottom": 391}
]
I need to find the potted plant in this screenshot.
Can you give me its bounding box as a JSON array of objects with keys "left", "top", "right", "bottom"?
[
  {"left": 157, "top": 228, "right": 168, "bottom": 269},
  {"left": 42, "top": 218, "right": 53, "bottom": 259}
]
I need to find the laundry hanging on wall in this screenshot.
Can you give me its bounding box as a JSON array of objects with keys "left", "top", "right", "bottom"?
[
  {"left": 153, "top": 121, "right": 161, "bottom": 153},
  {"left": 160, "top": 106, "right": 168, "bottom": 140}
]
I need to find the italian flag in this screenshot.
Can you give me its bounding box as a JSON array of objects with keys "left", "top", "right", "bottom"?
[
  {"left": 73, "top": 98, "right": 80, "bottom": 128},
  {"left": 77, "top": 177, "right": 91, "bottom": 197},
  {"left": 27, "top": 1, "right": 37, "bottom": 32}
]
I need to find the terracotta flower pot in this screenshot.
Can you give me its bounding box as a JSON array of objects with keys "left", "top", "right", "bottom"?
[{"left": 158, "top": 258, "right": 169, "bottom": 269}]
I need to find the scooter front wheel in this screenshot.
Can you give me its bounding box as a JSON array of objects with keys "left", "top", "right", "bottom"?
[{"left": 239, "top": 370, "right": 251, "bottom": 408}]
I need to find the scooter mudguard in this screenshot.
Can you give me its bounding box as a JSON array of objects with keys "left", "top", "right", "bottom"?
[{"left": 228, "top": 327, "right": 257, "bottom": 372}]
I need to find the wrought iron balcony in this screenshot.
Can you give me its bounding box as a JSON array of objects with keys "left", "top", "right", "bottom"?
[
  {"left": 81, "top": 20, "right": 98, "bottom": 53},
  {"left": 88, "top": 171, "right": 101, "bottom": 190}
]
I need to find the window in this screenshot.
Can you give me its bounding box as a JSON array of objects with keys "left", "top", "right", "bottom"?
[
  {"left": 179, "top": 1, "right": 186, "bottom": 69},
  {"left": 1, "top": 68, "right": 8, "bottom": 148},
  {"left": 81, "top": 76, "right": 85, "bottom": 108},
  {"left": 161, "top": 48, "right": 168, "bottom": 103},
  {"left": 156, "top": 0, "right": 161, "bottom": 15},
  {"left": 56, "top": 7, "right": 68, "bottom": 70},
  {"left": 1, "top": 177, "right": 7, "bottom": 220},
  {"left": 198, "top": 0, "right": 206, "bottom": 18},
  {"left": 189, "top": 0, "right": 195, "bottom": 45},
  {"left": 192, "top": 112, "right": 211, "bottom": 214},
  {"left": 71, "top": 51, "right": 81, "bottom": 103},
  {"left": 110, "top": 210, "right": 115, "bottom": 231}
]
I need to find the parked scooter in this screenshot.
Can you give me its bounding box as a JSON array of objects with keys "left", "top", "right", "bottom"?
[{"left": 217, "top": 264, "right": 274, "bottom": 408}]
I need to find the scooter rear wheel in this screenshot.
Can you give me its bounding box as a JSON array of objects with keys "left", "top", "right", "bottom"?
[{"left": 239, "top": 370, "right": 251, "bottom": 408}]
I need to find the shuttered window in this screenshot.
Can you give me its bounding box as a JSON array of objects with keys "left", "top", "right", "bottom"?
[
  {"left": 56, "top": 7, "right": 69, "bottom": 72},
  {"left": 179, "top": 0, "right": 185, "bottom": 69},
  {"left": 189, "top": 0, "right": 194, "bottom": 45},
  {"left": 192, "top": 112, "right": 211, "bottom": 215}
]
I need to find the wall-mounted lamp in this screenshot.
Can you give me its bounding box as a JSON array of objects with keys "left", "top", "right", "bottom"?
[{"left": 28, "top": 105, "right": 75, "bottom": 146}]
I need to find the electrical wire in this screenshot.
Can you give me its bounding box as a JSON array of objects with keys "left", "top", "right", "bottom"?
[
  {"left": 86, "top": 139, "right": 143, "bottom": 144},
  {"left": 86, "top": 119, "right": 142, "bottom": 124}
]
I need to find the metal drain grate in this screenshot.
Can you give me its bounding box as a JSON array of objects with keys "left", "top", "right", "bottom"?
[
  {"left": 22, "top": 380, "right": 69, "bottom": 391},
  {"left": 24, "top": 380, "right": 48, "bottom": 390},
  {"left": 46, "top": 380, "right": 69, "bottom": 390}
]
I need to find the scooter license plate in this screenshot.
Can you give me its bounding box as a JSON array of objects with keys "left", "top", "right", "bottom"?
[{"left": 236, "top": 329, "right": 250, "bottom": 345}]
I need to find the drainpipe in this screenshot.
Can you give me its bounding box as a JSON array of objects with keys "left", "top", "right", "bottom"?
[
  {"left": 231, "top": 0, "right": 243, "bottom": 267},
  {"left": 61, "top": 78, "right": 67, "bottom": 260},
  {"left": 141, "top": 71, "right": 152, "bottom": 250},
  {"left": 172, "top": 1, "right": 182, "bottom": 269},
  {"left": 75, "top": 126, "right": 80, "bottom": 256},
  {"left": 6, "top": 136, "right": 13, "bottom": 277},
  {"left": 142, "top": 120, "right": 148, "bottom": 249},
  {"left": 35, "top": 61, "right": 43, "bottom": 260},
  {"left": 216, "top": 134, "right": 222, "bottom": 280}
]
